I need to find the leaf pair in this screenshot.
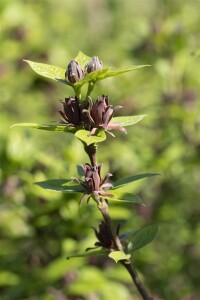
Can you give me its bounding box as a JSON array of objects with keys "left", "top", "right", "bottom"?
[
  {"left": 11, "top": 115, "right": 146, "bottom": 145},
  {"left": 24, "top": 51, "right": 150, "bottom": 89},
  {"left": 34, "top": 172, "right": 159, "bottom": 204},
  {"left": 34, "top": 178, "right": 141, "bottom": 204},
  {"left": 66, "top": 224, "right": 158, "bottom": 262}
]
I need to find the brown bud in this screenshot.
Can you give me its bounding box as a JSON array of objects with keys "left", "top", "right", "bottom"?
[
  {"left": 86, "top": 56, "right": 103, "bottom": 73},
  {"left": 59, "top": 97, "right": 82, "bottom": 126},
  {"left": 66, "top": 60, "right": 84, "bottom": 84}
]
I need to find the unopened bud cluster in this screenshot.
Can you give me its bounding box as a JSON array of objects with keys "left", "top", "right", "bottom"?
[
  {"left": 66, "top": 56, "right": 103, "bottom": 84},
  {"left": 59, "top": 95, "right": 126, "bottom": 135},
  {"left": 78, "top": 163, "right": 113, "bottom": 203}
]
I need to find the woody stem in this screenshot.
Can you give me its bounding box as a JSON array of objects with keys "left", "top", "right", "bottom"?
[
  {"left": 84, "top": 143, "right": 153, "bottom": 299},
  {"left": 84, "top": 143, "right": 98, "bottom": 166},
  {"left": 98, "top": 199, "right": 153, "bottom": 300},
  {"left": 98, "top": 198, "right": 123, "bottom": 251}
]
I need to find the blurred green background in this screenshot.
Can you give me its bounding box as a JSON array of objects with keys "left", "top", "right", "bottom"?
[{"left": 1, "top": 0, "right": 200, "bottom": 299}]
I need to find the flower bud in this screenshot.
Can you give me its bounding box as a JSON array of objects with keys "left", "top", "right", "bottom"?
[
  {"left": 66, "top": 60, "right": 84, "bottom": 84},
  {"left": 78, "top": 163, "right": 113, "bottom": 203},
  {"left": 59, "top": 96, "right": 82, "bottom": 126},
  {"left": 86, "top": 56, "right": 103, "bottom": 73},
  {"left": 82, "top": 95, "right": 126, "bottom": 136}
]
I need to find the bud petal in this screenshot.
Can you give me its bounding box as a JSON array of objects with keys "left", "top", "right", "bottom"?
[
  {"left": 59, "top": 97, "right": 82, "bottom": 126},
  {"left": 86, "top": 56, "right": 103, "bottom": 73},
  {"left": 66, "top": 60, "right": 84, "bottom": 83}
]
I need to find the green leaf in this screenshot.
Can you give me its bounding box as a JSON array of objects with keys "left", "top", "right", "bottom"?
[
  {"left": 11, "top": 123, "right": 78, "bottom": 134},
  {"left": 75, "top": 129, "right": 106, "bottom": 145},
  {"left": 104, "top": 190, "right": 142, "bottom": 204},
  {"left": 74, "top": 51, "right": 91, "bottom": 68},
  {"left": 24, "top": 60, "right": 68, "bottom": 84},
  {"left": 127, "top": 224, "right": 158, "bottom": 253},
  {"left": 111, "top": 115, "right": 146, "bottom": 127},
  {"left": 113, "top": 173, "right": 160, "bottom": 189},
  {"left": 66, "top": 248, "right": 108, "bottom": 260},
  {"left": 96, "top": 65, "right": 150, "bottom": 81},
  {"left": 34, "top": 179, "right": 84, "bottom": 193},
  {"left": 74, "top": 68, "right": 109, "bottom": 88},
  {"left": 120, "top": 228, "right": 141, "bottom": 240},
  {"left": 74, "top": 65, "right": 149, "bottom": 88},
  {"left": 108, "top": 251, "right": 131, "bottom": 263}
]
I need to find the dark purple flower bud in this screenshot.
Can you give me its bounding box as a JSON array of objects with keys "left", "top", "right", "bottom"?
[
  {"left": 66, "top": 60, "right": 84, "bottom": 84},
  {"left": 82, "top": 95, "right": 126, "bottom": 136},
  {"left": 59, "top": 96, "right": 82, "bottom": 126},
  {"left": 82, "top": 164, "right": 101, "bottom": 194},
  {"left": 79, "top": 163, "right": 113, "bottom": 203},
  {"left": 86, "top": 222, "right": 122, "bottom": 251},
  {"left": 86, "top": 56, "right": 103, "bottom": 73},
  {"left": 93, "top": 221, "right": 113, "bottom": 249}
]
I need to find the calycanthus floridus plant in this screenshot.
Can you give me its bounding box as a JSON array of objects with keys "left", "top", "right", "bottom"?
[{"left": 12, "top": 52, "right": 159, "bottom": 300}]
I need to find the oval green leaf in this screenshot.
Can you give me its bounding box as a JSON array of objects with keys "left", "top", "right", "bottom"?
[
  {"left": 96, "top": 65, "right": 150, "bottom": 81},
  {"left": 74, "top": 68, "right": 109, "bottom": 88},
  {"left": 104, "top": 190, "right": 142, "bottom": 204},
  {"left": 112, "top": 115, "right": 146, "bottom": 127},
  {"left": 11, "top": 123, "right": 78, "bottom": 134},
  {"left": 127, "top": 224, "right": 158, "bottom": 253},
  {"left": 75, "top": 129, "right": 106, "bottom": 145},
  {"left": 108, "top": 251, "right": 131, "bottom": 263},
  {"left": 74, "top": 51, "right": 91, "bottom": 68},
  {"left": 34, "top": 179, "right": 84, "bottom": 193},
  {"left": 66, "top": 248, "right": 108, "bottom": 260},
  {"left": 24, "top": 60, "right": 68, "bottom": 84},
  {"left": 113, "top": 173, "right": 160, "bottom": 189},
  {"left": 120, "top": 228, "right": 141, "bottom": 240}
]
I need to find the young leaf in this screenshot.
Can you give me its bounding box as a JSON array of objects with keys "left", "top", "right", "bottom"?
[
  {"left": 113, "top": 173, "right": 160, "bottom": 189},
  {"left": 111, "top": 115, "right": 146, "bottom": 127},
  {"left": 74, "top": 68, "right": 109, "bottom": 88},
  {"left": 34, "top": 179, "right": 84, "bottom": 193},
  {"left": 24, "top": 60, "right": 68, "bottom": 84},
  {"left": 66, "top": 248, "right": 108, "bottom": 260},
  {"left": 74, "top": 65, "right": 149, "bottom": 88},
  {"left": 127, "top": 224, "right": 158, "bottom": 253},
  {"left": 96, "top": 65, "right": 150, "bottom": 81},
  {"left": 74, "top": 51, "right": 91, "bottom": 68},
  {"left": 104, "top": 190, "right": 142, "bottom": 204},
  {"left": 11, "top": 123, "right": 78, "bottom": 134},
  {"left": 75, "top": 129, "right": 106, "bottom": 145},
  {"left": 108, "top": 251, "right": 131, "bottom": 263}
]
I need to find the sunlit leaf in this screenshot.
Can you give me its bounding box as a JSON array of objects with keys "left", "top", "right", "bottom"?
[
  {"left": 96, "top": 65, "right": 150, "bottom": 81},
  {"left": 74, "top": 65, "right": 149, "bottom": 88},
  {"left": 113, "top": 173, "right": 160, "bottom": 189},
  {"left": 11, "top": 123, "right": 78, "bottom": 134},
  {"left": 108, "top": 251, "right": 131, "bottom": 263},
  {"left": 111, "top": 115, "right": 146, "bottom": 127},
  {"left": 75, "top": 129, "right": 106, "bottom": 145},
  {"left": 74, "top": 51, "right": 91, "bottom": 68},
  {"left": 74, "top": 68, "right": 109, "bottom": 88},
  {"left": 24, "top": 60, "right": 69, "bottom": 84},
  {"left": 104, "top": 190, "right": 142, "bottom": 204},
  {"left": 66, "top": 248, "right": 108, "bottom": 259},
  {"left": 127, "top": 224, "right": 158, "bottom": 252},
  {"left": 34, "top": 179, "right": 84, "bottom": 193}
]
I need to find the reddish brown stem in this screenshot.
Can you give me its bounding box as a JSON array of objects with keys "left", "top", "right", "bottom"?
[
  {"left": 98, "top": 199, "right": 153, "bottom": 300},
  {"left": 84, "top": 144, "right": 153, "bottom": 300},
  {"left": 84, "top": 143, "right": 98, "bottom": 166}
]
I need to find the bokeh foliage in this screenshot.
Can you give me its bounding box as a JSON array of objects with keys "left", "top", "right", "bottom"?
[{"left": 1, "top": 0, "right": 200, "bottom": 299}]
